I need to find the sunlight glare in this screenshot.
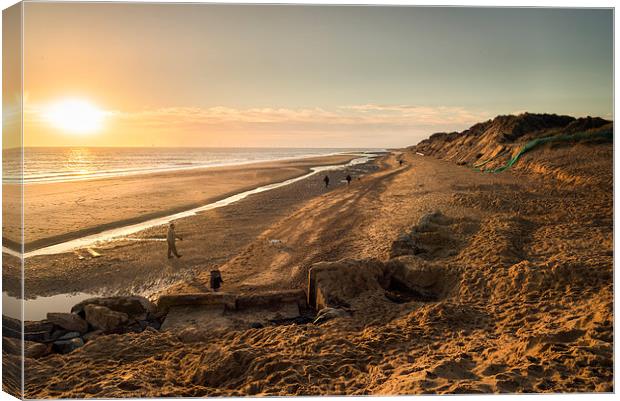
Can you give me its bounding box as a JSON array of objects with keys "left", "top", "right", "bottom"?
[{"left": 44, "top": 99, "right": 105, "bottom": 134}]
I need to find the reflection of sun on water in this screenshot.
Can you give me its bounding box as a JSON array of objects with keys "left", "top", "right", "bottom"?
[{"left": 44, "top": 99, "right": 105, "bottom": 134}]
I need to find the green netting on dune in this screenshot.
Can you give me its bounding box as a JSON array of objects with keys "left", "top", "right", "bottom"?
[{"left": 477, "top": 129, "right": 613, "bottom": 173}]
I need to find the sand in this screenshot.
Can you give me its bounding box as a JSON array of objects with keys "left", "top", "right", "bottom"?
[
  {"left": 3, "top": 141, "right": 613, "bottom": 396},
  {"left": 1, "top": 154, "right": 359, "bottom": 250}
]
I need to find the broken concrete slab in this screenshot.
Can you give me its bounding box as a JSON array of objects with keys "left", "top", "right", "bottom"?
[
  {"left": 307, "top": 258, "right": 389, "bottom": 310},
  {"left": 157, "top": 292, "right": 236, "bottom": 314}
]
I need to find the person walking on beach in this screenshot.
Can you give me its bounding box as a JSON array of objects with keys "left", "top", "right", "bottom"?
[
  {"left": 346, "top": 174, "right": 352, "bottom": 185},
  {"left": 323, "top": 175, "right": 330, "bottom": 188},
  {"left": 167, "top": 222, "right": 183, "bottom": 259}
]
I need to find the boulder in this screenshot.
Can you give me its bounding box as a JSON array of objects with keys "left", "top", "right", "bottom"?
[
  {"left": 84, "top": 304, "right": 129, "bottom": 331},
  {"left": 57, "top": 331, "right": 81, "bottom": 340},
  {"left": 82, "top": 330, "right": 104, "bottom": 342},
  {"left": 72, "top": 296, "right": 157, "bottom": 319},
  {"left": 47, "top": 312, "right": 88, "bottom": 334},
  {"left": 52, "top": 338, "right": 84, "bottom": 354},
  {"left": 2, "top": 315, "right": 21, "bottom": 339},
  {"left": 25, "top": 341, "right": 51, "bottom": 358},
  {"left": 24, "top": 320, "right": 55, "bottom": 342},
  {"left": 307, "top": 258, "right": 389, "bottom": 310},
  {"left": 3, "top": 337, "right": 51, "bottom": 358}
]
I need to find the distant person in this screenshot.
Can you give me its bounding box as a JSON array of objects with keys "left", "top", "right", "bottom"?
[
  {"left": 323, "top": 175, "right": 330, "bottom": 188},
  {"left": 210, "top": 270, "right": 224, "bottom": 292},
  {"left": 346, "top": 174, "right": 352, "bottom": 185},
  {"left": 166, "top": 222, "right": 183, "bottom": 259}
]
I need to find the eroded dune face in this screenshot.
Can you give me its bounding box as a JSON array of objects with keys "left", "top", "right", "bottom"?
[{"left": 21, "top": 120, "right": 613, "bottom": 397}]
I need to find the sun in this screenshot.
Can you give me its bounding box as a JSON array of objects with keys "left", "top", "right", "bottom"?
[{"left": 44, "top": 99, "right": 105, "bottom": 134}]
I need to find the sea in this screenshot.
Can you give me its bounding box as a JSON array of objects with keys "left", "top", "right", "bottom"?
[{"left": 2, "top": 147, "right": 383, "bottom": 184}]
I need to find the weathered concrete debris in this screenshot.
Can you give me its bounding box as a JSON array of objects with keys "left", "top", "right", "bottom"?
[
  {"left": 72, "top": 296, "right": 157, "bottom": 319},
  {"left": 307, "top": 256, "right": 454, "bottom": 310},
  {"left": 313, "top": 307, "right": 350, "bottom": 325},
  {"left": 52, "top": 337, "right": 84, "bottom": 354},
  {"left": 57, "top": 331, "right": 81, "bottom": 340},
  {"left": 307, "top": 258, "right": 389, "bottom": 310},
  {"left": 84, "top": 304, "right": 129, "bottom": 332},
  {"left": 386, "top": 255, "right": 453, "bottom": 301},
  {"left": 235, "top": 289, "right": 307, "bottom": 310},
  {"left": 23, "top": 320, "right": 56, "bottom": 343},
  {"left": 2, "top": 315, "right": 21, "bottom": 339},
  {"left": 82, "top": 330, "right": 104, "bottom": 343},
  {"left": 46, "top": 312, "right": 88, "bottom": 334},
  {"left": 160, "top": 290, "right": 308, "bottom": 332},
  {"left": 3, "top": 336, "right": 51, "bottom": 359},
  {"left": 157, "top": 293, "right": 236, "bottom": 314}
]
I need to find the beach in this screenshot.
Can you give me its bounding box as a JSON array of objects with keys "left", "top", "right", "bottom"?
[
  {"left": 2, "top": 125, "right": 613, "bottom": 396},
  {"left": 2, "top": 153, "right": 381, "bottom": 299},
  {"left": 9, "top": 140, "right": 613, "bottom": 396},
  {"left": 2, "top": 153, "right": 362, "bottom": 251}
]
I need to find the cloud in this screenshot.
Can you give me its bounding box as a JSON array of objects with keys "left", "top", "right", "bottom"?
[
  {"left": 106, "top": 103, "right": 490, "bottom": 130},
  {"left": 23, "top": 101, "right": 491, "bottom": 146}
]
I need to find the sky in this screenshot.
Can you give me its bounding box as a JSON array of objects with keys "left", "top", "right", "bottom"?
[{"left": 15, "top": 3, "right": 614, "bottom": 148}]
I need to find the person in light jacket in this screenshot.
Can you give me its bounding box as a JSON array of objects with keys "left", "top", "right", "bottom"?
[{"left": 167, "top": 222, "right": 183, "bottom": 259}]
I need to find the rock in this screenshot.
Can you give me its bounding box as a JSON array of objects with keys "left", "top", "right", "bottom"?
[
  {"left": 47, "top": 312, "right": 89, "bottom": 334},
  {"left": 58, "top": 331, "right": 81, "bottom": 340},
  {"left": 2, "top": 315, "right": 21, "bottom": 339},
  {"left": 3, "top": 337, "right": 51, "bottom": 358},
  {"left": 307, "top": 258, "right": 389, "bottom": 310},
  {"left": 84, "top": 304, "right": 129, "bottom": 331},
  {"left": 72, "top": 296, "right": 157, "bottom": 318},
  {"left": 24, "top": 320, "right": 56, "bottom": 342},
  {"left": 25, "top": 341, "right": 51, "bottom": 358},
  {"left": 82, "top": 330, "right": 104, "bottom": 342},
  {"left": 53, "top": 338, "right": 84, "bottom": 354},
  {"left": 313, "top": 307, "right": 350, "bottom": 325},
  {"left": 250, "top": 322, "right": 264, "bottom": 329}
]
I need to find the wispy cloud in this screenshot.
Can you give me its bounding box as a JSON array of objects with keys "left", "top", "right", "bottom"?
[
  {"left": 24, "top": 101, "right": 491, "bottom": 147},
  {"left": 107, "top": 103, "right": 490, "bottom": 129}
]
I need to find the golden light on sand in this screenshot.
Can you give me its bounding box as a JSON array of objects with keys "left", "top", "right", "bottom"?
[{"left": 44, "top": 99, "right": 105, "bottom": 134}]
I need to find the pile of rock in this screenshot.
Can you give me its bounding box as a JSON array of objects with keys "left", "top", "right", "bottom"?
[{"left": 3, "top": 295, "right": 162, "bottom": 358}]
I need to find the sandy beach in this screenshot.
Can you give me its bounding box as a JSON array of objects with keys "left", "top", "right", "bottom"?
[
  {"left": 3, "top": 122, "right": 613, "bottom": 395},
  {"left": 2, "top": 154, "right": 361, "bottom": 251},
  {"left": 2, "top": 153, "right": 381, "bottom": 299}
]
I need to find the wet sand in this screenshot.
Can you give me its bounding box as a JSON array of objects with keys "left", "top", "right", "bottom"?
[
  {"left": 4, "top": 142, "right": 613, "bottom": 396},
  {"left": 3, "top": 154, "right": 381, "bottom": 299},
  {"left": 2, "top": 154, "right": 360, "bottom": 251}
]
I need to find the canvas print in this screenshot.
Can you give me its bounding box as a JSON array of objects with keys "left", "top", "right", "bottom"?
[{"left": 1, "top": 1, "right": 614, "bottom": 398}]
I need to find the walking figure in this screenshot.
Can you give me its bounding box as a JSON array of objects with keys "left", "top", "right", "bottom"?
[
  {"left": 167, "top": 222, "right": 183, "bottom": 259},
  {"left": 323, "top": 175, "right": 330, "bottom": 188},
  {"left": 210, "top": 270, "right": 224, "bottom": 292},
  {"left": 346, "top": 174, "right": 352, "bottom": 185}
]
